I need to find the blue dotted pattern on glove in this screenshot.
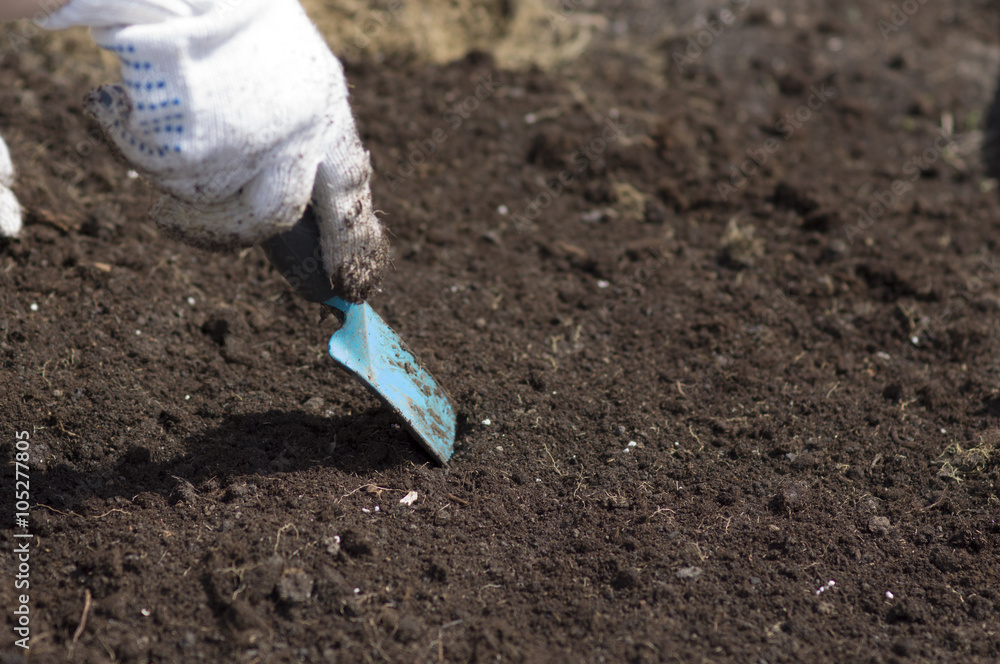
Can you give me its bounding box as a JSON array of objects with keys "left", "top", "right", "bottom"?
[{"left": 99, "top": 42, "right": 186, "bottom": 157}]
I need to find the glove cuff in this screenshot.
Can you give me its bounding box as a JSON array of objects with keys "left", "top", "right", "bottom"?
[{"left": 313, "top": 123, "right": 390, "bottom": 302}]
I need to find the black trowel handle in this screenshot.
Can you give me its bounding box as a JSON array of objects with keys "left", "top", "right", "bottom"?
[{"left": 261, "top": 206, "right": 336, "bottom": 304}]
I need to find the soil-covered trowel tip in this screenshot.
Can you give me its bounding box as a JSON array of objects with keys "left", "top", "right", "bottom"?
[{"left": 262, "top": 207, "right": 456, "bottom": 463}]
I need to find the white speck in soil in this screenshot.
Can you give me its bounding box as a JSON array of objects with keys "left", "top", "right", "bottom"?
[
  {"left": 816, "top": 580, "right": 836, "bottom": 595},
  {"left": 323, "top": 536, "right": 341, "bottom": 556}
]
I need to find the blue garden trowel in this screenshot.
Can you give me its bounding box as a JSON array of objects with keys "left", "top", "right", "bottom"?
[{"left": 262, "top": 208, "right": 455, "bottom": 464}]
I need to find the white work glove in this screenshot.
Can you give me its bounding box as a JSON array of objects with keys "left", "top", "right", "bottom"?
[
  {"left": 0, "top": 135, "right": 22, "bottom": 239},
  {"left": 42, "top": 0, "right": 389, "bottom": 301}
]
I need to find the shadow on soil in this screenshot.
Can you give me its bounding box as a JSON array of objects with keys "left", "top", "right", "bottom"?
[{"left": 15, "top": 409, "right": 435, "bottom": 515}]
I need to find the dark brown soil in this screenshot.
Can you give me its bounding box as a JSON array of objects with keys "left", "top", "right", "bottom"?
[{"left": 3, "top": 2, "right": 1000, "bottom": 662}]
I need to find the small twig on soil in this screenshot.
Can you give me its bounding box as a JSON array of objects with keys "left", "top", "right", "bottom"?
[
  {"left": 566, "top": 80, "right": 608, "bottom": 126},
  {"left": 93, "top": 509, "right": 129, "bottom": 519},
  {"left": 542, "top": 440, "right": 564, "bottom": 476},
  {"left": 477, "top": 583, "right": 504, "bottom": 607},
  {"left": 362, "top": 615, "right": 392, "bottom": 662},
  {"left": 651, "top": 506, "right": 675, "bottom": 519},
  {"left": 446, "top": 494, "right": 469, "bottom": 506},
  {"left": 69, "top": 588, "right": 92, "bottom": 656},
  {"left": 96, "top": 635, "right": 116, "bottom": 662},
  {"left": 549, "top": 335, "right": 562, "bottom": 354},
  {"left": 32, "top": 208, "right": 75, "bottom": 233},
  {"left": 339, "top": 483, "right": 394, "bottom": 501},
  {"left": 523, "top": 106, "right": 566, "bottom": 124},
  {"left": 688, "top": 425, "right": 702, "bottom": 450},
  {"left": 915, "top": 493, "right": 948, "bottom": 513},
  {"left": 274, "top": 523, "right": 299, "bottom": 556},
  {"left": 35, "top": 504, "right": 83, "bottom": 518},
  {"left": 429, "top": 620, "right": 463, "bottom": 663},
  {"left": 57, "top": 421, "right": 78, "bottom": 438}
]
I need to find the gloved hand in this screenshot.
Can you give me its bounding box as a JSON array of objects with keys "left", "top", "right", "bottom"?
[
  {"left": 0, "top": 135, "right": 22, "bottom": 239},
  {"left": 42, "top": 0, "right": 389, "bottom": 301}
]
